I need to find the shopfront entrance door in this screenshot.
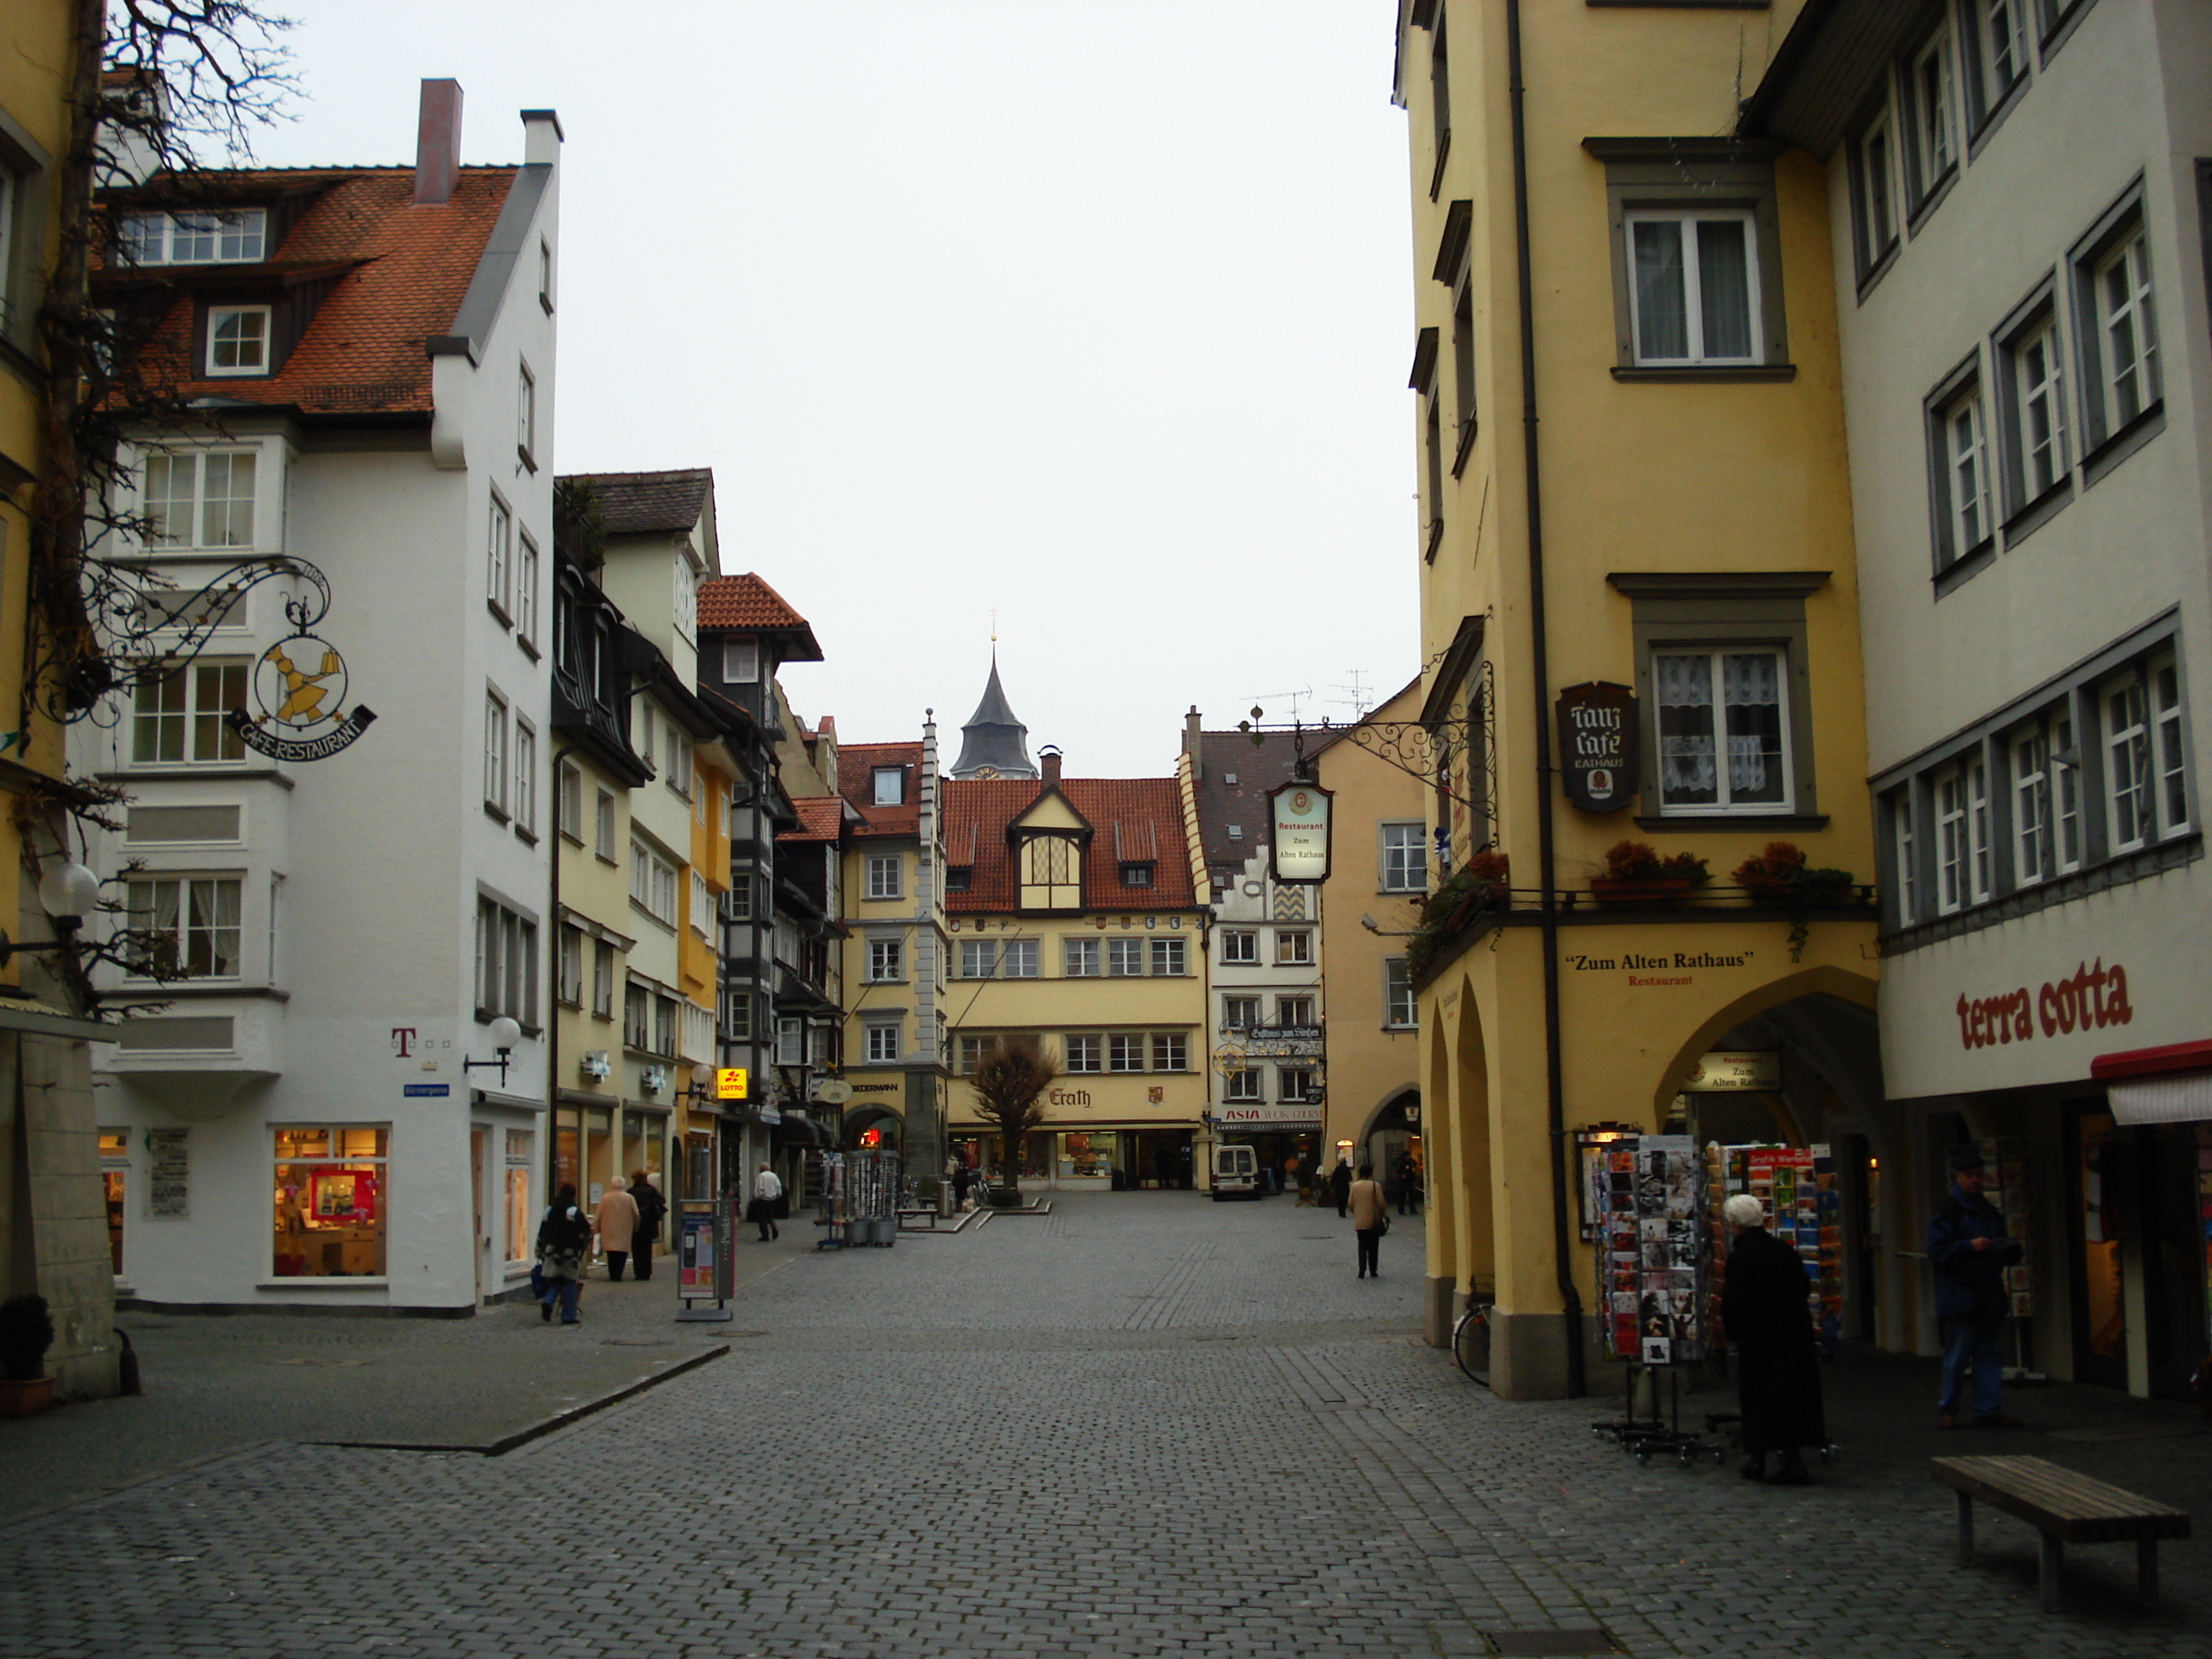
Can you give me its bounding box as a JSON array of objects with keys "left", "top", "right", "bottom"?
[
  {"left": 2140, "top": 1121, "right": 2208, "bottom": 1403},
  {"left": 2064, "top": 1102, "right": 2128, "bottom": 1390}
]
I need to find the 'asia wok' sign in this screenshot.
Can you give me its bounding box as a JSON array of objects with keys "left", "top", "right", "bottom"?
[{"left": 1267, "top": 780, "right": 1333, "bottom": 885}]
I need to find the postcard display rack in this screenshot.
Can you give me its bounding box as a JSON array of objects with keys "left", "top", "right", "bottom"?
[
  {"left": 1704, "top": 1145, "right": 1845, "bottom": 1362},
  {"left": 816, "top": 1149, "right": 902, "bottom": 1249},
  {"left": 1590, "top": 1134, "right": 1718, "bottom": 1466}
]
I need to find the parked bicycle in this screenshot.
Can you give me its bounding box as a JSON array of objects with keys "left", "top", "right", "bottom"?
[{"left": 1452, "top": 1291, "right": 1493, "bottom": 1385}]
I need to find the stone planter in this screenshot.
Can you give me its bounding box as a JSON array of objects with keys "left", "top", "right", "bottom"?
[
  {"left": 0, "top": 1376, "right": 54, "bottom": 1419},
  {"left": 989, "top": 1190, "right": 1027, "bottom": 1209}
]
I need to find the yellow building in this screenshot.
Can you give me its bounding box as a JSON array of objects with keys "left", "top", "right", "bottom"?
[
  {"left": 943, "top": 751, "right": 1210, "bottom": 1190},
  {"left": 0, "top": 0, "right": 114, "bottom": 1398},
  {"left": 1312, "top": 680, "right": 1429, "bottom": 1181},
  {"left": 1395, "top": 1, "right": 1880, "bottom": 1393}
]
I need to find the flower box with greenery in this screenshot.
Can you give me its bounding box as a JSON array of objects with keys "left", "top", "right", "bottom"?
[
  {"left": 0, "top": 1294, "right": 55, "bottom": 1417},
  {"left": 1730, "top": 842, "right": 1857, "bottom": 960},
  {"left": 1588, "top": 840, "right": 1709, "bottom": 905},
  {"left": 1406, "top": 852, "right": 1510, "bottom": 981}
]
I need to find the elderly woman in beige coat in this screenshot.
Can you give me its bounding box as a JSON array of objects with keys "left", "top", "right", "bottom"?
[{"left": 595, "top": 1176, "right": 639, "bottom": 1282}]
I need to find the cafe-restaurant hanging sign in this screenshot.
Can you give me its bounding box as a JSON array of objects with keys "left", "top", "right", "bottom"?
[
  {"left": 1267, "top": 779, "right": 1334, "bottom": 885},
  {"left": 1555, "top": 681, "right": 1637, "bottom": 814},
  {"left": 223, "top": 562, "right": 377, "bottom": 762}
]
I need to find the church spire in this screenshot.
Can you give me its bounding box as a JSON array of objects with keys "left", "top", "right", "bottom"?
[{"left": 950, "top": 648, "right": 1038, "bottom": 780}]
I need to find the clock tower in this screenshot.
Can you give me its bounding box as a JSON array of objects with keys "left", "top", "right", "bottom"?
[{"left": 949, "top": 652, "right": 1038, "bottom": 781}]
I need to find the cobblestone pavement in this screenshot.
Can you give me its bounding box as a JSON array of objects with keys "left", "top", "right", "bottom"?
[{"left": 4, "top": 1191, "right": 2206, "bottom": 1658}]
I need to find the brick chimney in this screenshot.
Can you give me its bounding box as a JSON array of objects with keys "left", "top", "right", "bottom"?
[
  {"left": 413, "top": 78, "right": 464, "bottom": 204},
  {"left": 1039, "top": 746, "right": 1062, "bottom": 786}
]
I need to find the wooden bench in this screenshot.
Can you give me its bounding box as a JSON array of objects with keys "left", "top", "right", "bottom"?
[
  {"left": 895, "top": 1206, "right": 941, "bottom": 1231},
  {"left": 1932, "top": 1455, "right": 2190, "bottom": 1611}
]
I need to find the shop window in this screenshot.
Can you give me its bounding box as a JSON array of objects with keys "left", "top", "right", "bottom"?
[
  {"left": 504, "top": 1130, "right": 532, "bottom": 1264},
  {"left": 99, "top": 1130, "right": 128, "bottom": 1277},
  {"left": 272, "top": 1126, "right": 387, "bottom": 1278}
]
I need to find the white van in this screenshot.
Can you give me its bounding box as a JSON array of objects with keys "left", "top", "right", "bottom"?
[{"left": 1210, "top": 1143, "right": 1259, "bottom": 1200}]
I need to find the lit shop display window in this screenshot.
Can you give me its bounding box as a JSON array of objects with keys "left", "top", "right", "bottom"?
[
  {"left": 273, "top": 1126, "right": 387, "bottom": 1277},
  {"left": 1057, "top": 1131, "right": 1114, "bottom": 1182}
]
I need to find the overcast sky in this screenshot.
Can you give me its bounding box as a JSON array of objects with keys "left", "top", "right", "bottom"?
[{"left": 243, "top": 1, "right": 1417, "bottom": 777}]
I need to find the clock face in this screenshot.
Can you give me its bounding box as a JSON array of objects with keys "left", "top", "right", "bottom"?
[{"left": 974, "top": 765, "right": 999, "bottom": 780}]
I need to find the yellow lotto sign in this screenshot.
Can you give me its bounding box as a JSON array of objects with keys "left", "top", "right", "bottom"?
[{"left": 714, "top": 1068, "right": 749, "bottom": 1100}]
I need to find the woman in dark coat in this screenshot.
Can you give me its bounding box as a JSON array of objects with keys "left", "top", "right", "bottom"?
[{"left": 1719, "top": 1192, "right": 1825, "bottom": 1485}]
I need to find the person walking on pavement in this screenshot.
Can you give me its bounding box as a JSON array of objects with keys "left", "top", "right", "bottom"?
[
  {"left": 535, "top": 1184, "right": 592, "bottom": 1325},
  {"left": 1330, "top": 1158, "right": 1354, "bottom": 1218},
  {"left": 1719, "top": 1194, "right": 1825, "bottom": 1485},
  {"left": 750, "top": 1161, "right": 783, "bottom": 1241},
  {"left": 626, "top": 1169, "right": 666, "bottom": 1281},
  {"left": 951, "top": 1159, "right": 973, "bottom": 1210},
  {"left": 594, "top": 1176, "right": 639, "bottom": 1282},
  {"left": 1391, "top": 1151, "right": 1421, "bottom": 1217},
  {"left": 1929, "top": 1144, "right": 2026, "bottom": 1430},
  {"left": 1350, "top": 1163, "right": 1388, "bottom": 1280}
]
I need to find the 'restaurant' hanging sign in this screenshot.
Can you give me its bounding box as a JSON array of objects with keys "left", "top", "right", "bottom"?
[
  {"left": 1267, "top": 779, "right": 1333, "bottom": 885},
  {"left": 1555, "top": 681, "right": 1637, "bottom": 814}
]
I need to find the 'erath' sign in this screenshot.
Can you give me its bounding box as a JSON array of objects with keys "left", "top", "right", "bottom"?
[{"left": 1555, "top": 682, "right": 1637, "bottom": 814}]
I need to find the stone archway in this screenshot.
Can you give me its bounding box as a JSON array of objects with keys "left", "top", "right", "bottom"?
[{"left": 842, "top": 1105, "right": 903, "bottom": 1151}]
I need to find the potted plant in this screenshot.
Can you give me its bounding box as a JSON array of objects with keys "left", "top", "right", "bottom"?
[
  {"left": 1406, "top": 853, "right": 1511, "bottom": 979},
  {"left": 1589, "top": 840, "right": 1709, "bottom": 904},
  {"left": 1730, "top": 842, "right": 1857, "bottom": 961},
  {"left": 0, "top": 1293, "right": 55, "bottom": 1417}
]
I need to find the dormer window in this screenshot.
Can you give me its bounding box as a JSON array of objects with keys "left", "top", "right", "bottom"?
[
  {"left": 945, "top": 867, "right": 971, "bottom": 893},
  {"left": 872, "top": 767, "right": 904, "bottom": 806},
  {"left": 122, "top": 208, "right": 266, "bottom": 266},
  {"left": 1119, "top": 861, "right": 1154, "bottom": 888},
  {"left": 722, "top": 639, "right": 758, "bottom": 683},
  {"left": 205, "top": 305, "right": 270, "bottom": 376},
  {"left": 1226, "top": 824, "right": 1243, "bottom": 840}
]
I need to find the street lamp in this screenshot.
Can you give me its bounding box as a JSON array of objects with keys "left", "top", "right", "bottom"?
[
  {"left": 0, "top": 861, "right": 100, "bottom": 967},
  {"left": 464, "top": 1015, "right": 523, "bottom": 1087}
]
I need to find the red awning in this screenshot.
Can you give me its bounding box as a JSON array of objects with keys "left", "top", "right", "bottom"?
[{"left": 2092, "top": 1038, "right": 2212, "bottom": 1125}]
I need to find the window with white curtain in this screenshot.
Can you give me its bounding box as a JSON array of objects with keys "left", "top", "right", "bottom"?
[
  {"left": 1624, "top": 210, "right": 1760, "bottom": 367},
  {"left": 1653, "top": 650, "right": 1789, "bottom": 813}
]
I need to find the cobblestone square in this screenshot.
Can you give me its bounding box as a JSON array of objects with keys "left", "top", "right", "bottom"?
[{"left": 3, "top": 1192, "right": 2205, "bottom": 1658}]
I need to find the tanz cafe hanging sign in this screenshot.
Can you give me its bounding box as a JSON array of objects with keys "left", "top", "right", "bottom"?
[
  {"left": 1555, "top": 681, "right": 1636, "bottom": 814},
  {"left": 1268, "top": 780, "right": 1334, "bottom": 885}
]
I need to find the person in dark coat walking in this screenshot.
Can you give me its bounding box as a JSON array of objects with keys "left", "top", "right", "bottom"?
[
  {"left": 627, "top": 1169, "right": 666, "bottom": 1281},
  {"left": 1719, "top": 1193, "right": 1825, "bottom": 1485},
  {"left": 1391, "top": 1151, "right": 1421, "bottom": 1217},
  {"left": 1329, "top": 1159, "right": 1353, "bottom": 1218},
  {"left": 1928, "top": 1143, "right": 2026, "bottom": 1429},
  {"left": 534, "top": 1184, "right": 592, "bottom": 1326}
]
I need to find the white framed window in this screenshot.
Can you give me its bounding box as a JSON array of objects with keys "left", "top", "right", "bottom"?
[
  {"left": 1892, "top": 788, "right": 1918, "bottom": 925},
  {"left": 722, "top": 988, "right": 752, "bottom": 1041},
  {"left": 868, "top": 938, "right": 904, "bottom": 982},
  {"left": 483, "top": 691, "right": 509, "bottom": 816},
  {"left": 557, "top": 764, "right": 583, "bottom": 841},
  {"left": 654, "top": 994, "right": 679, "bottom": 1057},
  {"left": 723, "top": 639, "right": 758, "bottom": 683},
  {"left": 960, "top": 940, "right": 997, "bottom": 979},
  {"left": 957, "top": 1034, "right": 999, "bottom": 1074},
  {"left": 1275, "top": 930, "right": 1312, "bottom": 966},
  {"left": 1065, "top": 1035, "right": 1101, "bottom": 1074},
  {"left": 1063, "top": 937, "right": 1099, "bottom": 977},
  {"left": 1853, "top": 114, "right": 1898, "bottom": 272},
  {"left": 122, "top": 208, "right": 266, "bottom": 266},
  {"left": 1224, "top": 1067, "right": 1262, "bottom": 1103},
  {"left": 132, "top": 662, "right": 247, "bottom": 763},
  {"left": 141, "top": 448, "right": 256, "bottom": 549},
  {"left": 2054, "top": 709, "right": 2084, "bottom": 872},
  {"left": 1107, "top": 1034, "right": 1146, "bottom": 1073},
  {"left": 517, "top": 362, "right": 537, "bottom": 463},
  {"left": 1106, "top": 938, "right": 1145, "bottom": 977},
  {"left": 1907, "top": 30, "right": 1956, "bottom": 201},
  {"left": 127, "top": 875, "right": 243, "bottom": 979},
  {"left": 2011, "top": 316, "right": 2069, "bottom": 501},
  {"left": 866, "top": 1021, "right": 901, "bottom": 1064},
  {"left": 205, "top": 305, "right": 270, "bottom": 375},
  {"left": 2088, "top": 225, "right": 2159, "bottom": 436},
  {"left": 1624, "top": 209, "right": 1761, "bottom": 367},
  {"left": 665, "top": 732, "right": 692, "bottom": 800},
  {"left": 1380, "top": 822, "right": 1426, "bottom": 892},
  {"left": 1278, "top": 1066, "right": 1316, "bottom": 1104},
  {"left": 872, "top": 767, "right": 903, "bottom": 806},
  {"left": 487, "top": 493, "right": 513, "bottom": 617},
  {"left": 1150, "top": 938, "right": 1186, "bottom": 977},
  {"left": 1277, "top": 995, "right": 1315, "bottom": 1028},
  {"left": 557, "top": 925, "right": 583, "bottom": 1007},
  {"left": 638, "top": 704, "right": 655, "bottom": 767},
  {"left": 2153, "top": 655, "right": 2188, "bottom": 837},
  {"left": 512, "top": 719, "right": 536, "bottom": 835},
  {"left": 630, "top": 842, "right": 678, "bottom": 926},
  {"left": 776, "top": 1016, "right": 804, "bottom": 1066},
  {"left": 1969, "top": 0, "right": 2028, "bottom": 115},
  {"left": 1151, "top": 1033, "right": 1187, "bottom": 1072},
  {"left": 475, "top": 897, "right": 539, "bottom": 1028},
  {"left": 1118, "top": 861, "right": 1154, "bottom": 889},
  {"left": 691, "top": 872, "right": 711, "bottom": 938},
  {"left": 866, "top": 855, "right": 901, "bottom": 899},
  {"left": 1001, "top": 939, "right": 1038, "bottom": 978},
  {"left": 272, "top": 1126, "right": 385, "bottom": 1280},
  {"left": 594, "top": 789, "right": 616, "bottom": 861},
  {"left": 1936, "top": 380, "right": 1990, "bottom": 565},
  {"left": 2013, "top": 727, "right": 2051, "bottom": 886},
  {"left": 2101, "top": 659, "right": 2188, "bottom": 853},
  {"left": 1220, "top": 930, "right": 1256, "bottom": 966},
  {"left": 516, "top": 532, "right": 539, "bottom": 646},
  {"left": 1966, "top": 750, "right": 1992, "bottom": 905},
  {"left": 1935, "top": 765, "right": 1967, "bottom": 914},
  {"left": 1223, "top": 996, "right": 1260, "bottom": 1031},
  {"left": 1385, "top": 958, "right": 1416, "bottom": 1028},
  {"left": 1653, "top": 649, "right": 1790, "bottom": 814},
  {"left": 592, "top": 940, "right": 614, "bottom": 1018}
]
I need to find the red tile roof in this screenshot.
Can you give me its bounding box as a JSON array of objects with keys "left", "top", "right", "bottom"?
[
  {"left": 943, "top": 777, "right": 1197, "bottom": 914},
  {"left": 836, "top": 741, "right": 923, "bottom": 840},
  {"left": 99, "top": 167, "right": 519, "bottom": 416},
  {"left": 779, "top": 797, "right": 844, "bottom": 844},
  {"left": 560, "top": 469, "right": 713, "bottom": 536},
  {"left": 696, "top": 573, "right": 824, "bottom": 661}
]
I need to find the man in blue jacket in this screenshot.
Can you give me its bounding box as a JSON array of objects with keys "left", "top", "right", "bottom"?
[{"left": 1927, "top": 1144, "right": 2026, "bottom": 1429}]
